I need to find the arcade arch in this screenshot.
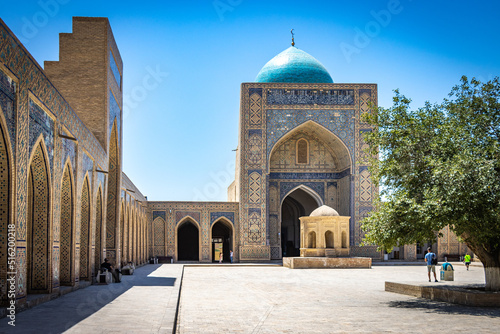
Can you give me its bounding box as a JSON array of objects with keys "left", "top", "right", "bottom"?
[
  {"left": 176, "top": 217, "right": 201, "bottom": 261},
  {"left": 210, "top": 218, "right": 234, "bottom": 263}
]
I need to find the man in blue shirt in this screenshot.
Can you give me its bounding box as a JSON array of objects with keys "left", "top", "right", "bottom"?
[{"left": 424, "top": 247, "right": 438, "bottom": 282}]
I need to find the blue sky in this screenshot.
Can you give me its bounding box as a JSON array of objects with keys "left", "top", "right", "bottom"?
[{"left": 2, "top": 0, "right": 499, "bottom": 201}]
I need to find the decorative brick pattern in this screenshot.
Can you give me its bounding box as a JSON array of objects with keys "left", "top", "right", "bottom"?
[
  {"left": 79, "top": 177, "right": 90, "bottom": 280},
  {"left": 59, "top": 165, "right": 73, "bottom": 284}
]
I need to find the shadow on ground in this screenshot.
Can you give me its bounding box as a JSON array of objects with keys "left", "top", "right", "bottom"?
[
  {"left": 387, "top": 299, "right": 500, "bottom": 318},
  {"left": 0, "top": 264, "right": 176, "bottom": 334}
]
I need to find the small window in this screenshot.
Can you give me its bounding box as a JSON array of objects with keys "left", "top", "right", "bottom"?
[{"left": 296, "top": 138, "right": 309, "bottom": 164}]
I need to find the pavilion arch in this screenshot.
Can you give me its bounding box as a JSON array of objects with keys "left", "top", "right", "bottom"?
[
  {"left": 175, "top": 216, "right": 202, "bottom": 262},
  {"left": 210, "top": 217, "right": 235, "bottom": 263},
  {"left": 27, "top": 135, "right": 52, "bottom": 294},
  {"left": 59, "top": 159, "right": 75, "bottom": 286},
  {"left": 94, "top": 186, "right": 103, "bottom": 273},
  {"left": 0, "top": 109, "right": 14, "bottom": 304},
  {"left": 267, "top": 120, "right": 352, "bottom": 174},
  {"left": 79, "top": 173, "right": 91, "bottom": 281}
]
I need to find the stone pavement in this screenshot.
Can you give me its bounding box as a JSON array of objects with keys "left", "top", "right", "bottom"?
[
  {"left": 1, "top": 262, "right": 499, "bottom": 333},
  {"left": 0, "top": 264, "right": 183, "bottom": 334},
  {"left": 176, "top": 264, "right": 500, "bottom": 333}
]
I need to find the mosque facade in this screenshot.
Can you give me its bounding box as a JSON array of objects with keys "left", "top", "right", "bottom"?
[{"left": 0, "top": 17, "right": 468, "bottom": 307}]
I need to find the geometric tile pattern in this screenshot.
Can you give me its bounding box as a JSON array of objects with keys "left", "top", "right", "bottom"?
[
  {"left": 79, "top": 177, "right": 90, "bottom": 280},
  {"left": 28, "top": 143, "right": 50, "bottom": 292},
  {"left": 210, "top": 212, "right": 234, "bottom": 225},
  {"left": 106, "top": 124, "right": 118, "bottom": 257},
  {"left": 0, "top": 124, "right": 9, "bottom": 302},
  {"left": 153, "top": 217, "right": 165, "bottom": 256},
  {"left": 249, "top": 93, "right": 262, "bottom": 126},
  {"left": 94, "top": 189, "right": 102, "bottom": 273},
  {"left": 359, "top": 168, "right": 372, "bottom": 202},
  {"left": 248, "top": 172, "right": 262, "bottom": 204},
  {"left": 59, "top": 165, "right": 73, "bottom": 284}
]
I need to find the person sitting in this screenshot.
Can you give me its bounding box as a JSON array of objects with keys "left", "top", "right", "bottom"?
[{"left": 101, "top": 258, "right": 121, "bottom": 283}]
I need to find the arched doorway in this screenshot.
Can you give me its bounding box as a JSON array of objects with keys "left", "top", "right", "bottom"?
[
  {"left": 79, "top": 176, "right": 90, "bottom": 281},
  {"left": 281, "top": 187, "right": 320, "bottom": 257},
  {"left": 211, "top": 219, "right": 233, "bottom": 263},
  {"left": 60, "top": 163, "right": 74, "bottom": 285},
  {"left": 94, "top": 188, "right": 103, "bottom": 273},
  {"left": 27, "top": 141, "right": 51, "bottom": 293},
  {"left": 0, "top": 118, "right": 11, "bottom": 304},
  {"left": 177, "top": 220, "right": 199, "bottom": 261}
]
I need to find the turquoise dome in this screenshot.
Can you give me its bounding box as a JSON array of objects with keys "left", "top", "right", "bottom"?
[{"left": 255, "top": 46, "right": 333, "bottom": 83}]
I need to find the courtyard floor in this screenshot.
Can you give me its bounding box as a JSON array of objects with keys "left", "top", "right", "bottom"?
[{"left": 1, "top": 262, "right": 499, "bottom": 333}]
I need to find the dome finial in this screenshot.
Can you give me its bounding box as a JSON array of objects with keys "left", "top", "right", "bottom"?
[{"left": 291, "top": 28, "right": 295, "bottom": 46}]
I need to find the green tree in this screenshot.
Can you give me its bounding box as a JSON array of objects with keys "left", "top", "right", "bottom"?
[{"left": 362, "top": 76, "right": 500, "bottom": 291}]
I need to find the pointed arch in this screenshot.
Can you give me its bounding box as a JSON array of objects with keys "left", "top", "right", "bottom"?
[
  {"left": 176, "top": 216, "right": 201, "bottom": 262},
  {"left": 59, "top": 160, "right": 75, "bottom": 285},
  {"left": 268, "top": 120, "right": 352, "bottom": 174},
  {"left": 94, "top": 186, "right": 103, "bottom": 273},
  {"left": 210, "top": 217, "right": 235, "bottom": 263},
  {"left": 105, "top": 120, "right": 119, "bottom": 264},
  {"left": 280, "top": 184, "right": 323, "bottom": 208},
  {"left": 27, "top": 137, "right": 52, "bottom": 293},
  {"left": 79, "top": 173, "right": 91, "bottom": 280},
  {"left": 120, "top": 201, "right": 125, "bottom": 265},
  {"left": 153, "top": 216, "right": 166, "bottom": 256},
  {"left": 0, "top": 108, "right": 14, "bottom": 303}
]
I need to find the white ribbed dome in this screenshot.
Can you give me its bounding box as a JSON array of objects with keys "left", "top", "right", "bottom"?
[{"left": 310, "top": 205, "right": 339, "bottom": 217}]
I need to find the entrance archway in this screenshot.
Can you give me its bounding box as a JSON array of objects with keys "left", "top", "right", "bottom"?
[
  {"left": 211, "top": 219, "right": 233, "bottom": 263},
  {"left": 177, "top": 220, "right": 199, "bottom": 261},
  {"left": 281, "top": 187, "right": 320, "bottom": 257}
]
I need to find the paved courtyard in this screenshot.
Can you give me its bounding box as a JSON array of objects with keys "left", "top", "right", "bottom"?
[
  {"left": 1, "top": 263, "right": 499, "bottom": 333},
  {"left": 176, "top": 264, "right": 499, "bottom": 333}
]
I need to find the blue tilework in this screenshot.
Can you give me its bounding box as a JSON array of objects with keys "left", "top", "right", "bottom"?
[
  {"left": 359, "top": 89, "right": 371, "bottom": 96},
  {"left": 109, "top": 91, "right": 121, "bottom": 142},
  {"left": 82, "top": 151, "right": 93, "bottom": 172},
  {"left": 266, "top": 89, "right": 354, "bottom": 105},
  {"left": 248, "top": 208, "right": 261, "bottom": 215},
  {"left": 0, "top": 74, "right": 17, "bottom": 161},
  {"left": 248, "top": 129, "right": 262, "bottom": 135},
  {"left": 247, "top": 169, "right": 262, "bottom": 175},
  {"left": 0, "top": 69, "right": 16, "bottom": 158},
  {"left": 269, "top": 170, "right": 350, "bottom": 180},
  {"left": 327, "top": 181, "right": 337, "bottom": 188},
  {"left": 266, "top": 109, "right": 355, "bottom": 162},
  {"left": 29, "top": 99, "right": 54, "bottom": 173},
  {"left": 210, "top": 212, "right": 235, "bottom": 225},
  {"left": 153, "top": 211, "right": 166, "bottom": 221},
  {"left": 359, "top": 166, "right": 369, "bottom": 173},
  {"left": 249, "top": 88, "right": 262, "bottom": 96},
  {"left": 279, "top": 181, "right": 324, "bottom": 203},
  {"left": 255, "top": 47, "right": 333, "bottom": 83},
  {"left": 60, "top": 136, "right": 76, "bottom": 176},
  {"left": 109, "top": 50, "right": 121, "bottom": 88}
]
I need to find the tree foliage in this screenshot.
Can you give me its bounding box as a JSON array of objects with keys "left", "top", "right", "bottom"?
[{"left": 361, "top": 76, "right": 500, "bottom": 290}]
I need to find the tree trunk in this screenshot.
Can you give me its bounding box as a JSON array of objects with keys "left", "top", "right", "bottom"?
[
  {"left": 484, "top": 266, "right": 500, "bottom": 292},
  {"left": 466, "top": 241, "right": 500, "bottom": 291}
]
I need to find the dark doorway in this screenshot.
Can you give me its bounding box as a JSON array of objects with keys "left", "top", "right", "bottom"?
[
  {"left": 212, "top": 221, "right": 232, "bottom": 262},
  {"left": 281, "top": 188, "right": 319, "bottom": 257},
  {"left": 177, "top": 221, "right": 199, "bottom": 261}
]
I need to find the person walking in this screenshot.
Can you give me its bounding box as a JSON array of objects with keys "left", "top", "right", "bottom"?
[
  {"left": 424, "top": 247, "right": 438, "bottom": 282},
  {"left": 230, "top": 250, "right": 234, "bottom": 264},
  {"left": 219, "top": 252, "right": 223, "bottom": 263},
  {"left": 464, "top": 253, "right": 471, "bottom": 270}
]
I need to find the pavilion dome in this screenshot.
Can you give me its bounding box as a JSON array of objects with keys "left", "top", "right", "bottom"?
[
  {"left": 255, "top": 46, "right": 333, "bottom": 83},
  {"left": 310, "top": 205, "right": 339, "bottom": 217}
]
